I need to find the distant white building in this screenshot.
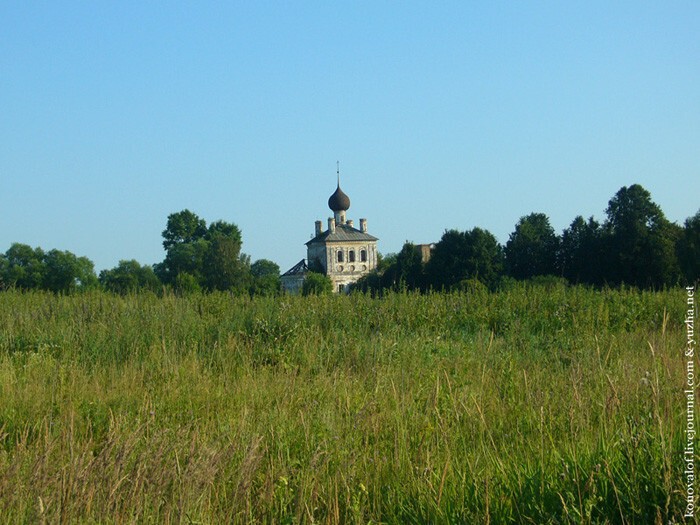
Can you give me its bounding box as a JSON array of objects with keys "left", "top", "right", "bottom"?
[{"left": 281, "top": 169, "right": 379, "bottom": 294}]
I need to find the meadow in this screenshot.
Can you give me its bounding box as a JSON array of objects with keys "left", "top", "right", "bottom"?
[{"left": 0, "top": 285, "right": 693, "bottom": 523}]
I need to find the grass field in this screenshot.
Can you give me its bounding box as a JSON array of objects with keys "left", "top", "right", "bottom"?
[{"left": 0, "top": 285, "right": 694, "bottom": 523}]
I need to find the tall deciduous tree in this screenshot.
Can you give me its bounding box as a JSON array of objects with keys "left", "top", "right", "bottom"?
[
  {"left": 505, "top": 213, "right": 559, "bottom": 280},
  {"left": 42, "top": 249, "right": 97, "bottom": 293},
  {"left": 156, "top": 210, "right": 250, "bottom": 293},
  {"left": 559, "top": 216, "right": 604, "bottom": 285},
  {"left": 2, "top": 243, "right": 46, "bottom": 289},
  {"left": 370, "top": 244, "right": 426, "bottom": 292},
  {"left": 395, "top": 242, "right": 425, "bottom": 291},
  {"left": 203, "top": 235, "right": 248, "bottom": 292},
  {"left": 427, "top": 228, "right": 503, "bottom": 290},
  {"left": 604, "top": 184, "right": 680, "bottom": 287},
  {"left": 162, "top": 209, "right": 207, "bottom": 251},
  {"left": 156, "top": 239, "right": 209, "bottom": 285},
  {"left": 207, "top": 220, "right": 242, "bottom": 245}
]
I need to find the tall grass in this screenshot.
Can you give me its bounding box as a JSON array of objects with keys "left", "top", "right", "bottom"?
[{"left": 0, "top": 285, "right": 693, "bottom": 523}]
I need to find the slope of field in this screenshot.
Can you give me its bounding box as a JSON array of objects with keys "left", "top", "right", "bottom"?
[{"left": 0, "top": 286, "right": 692, "bottom": 523}]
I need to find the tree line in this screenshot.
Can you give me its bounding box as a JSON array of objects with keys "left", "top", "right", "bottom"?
[
  {"left": 0, "top": 209, "right": 281, "bottom": 295},
  {"left": 354, "top": 184, "right": 699, "bottom": 294},
  {"left": 1, "top": 184, "right": 698, "bottom": 295}
]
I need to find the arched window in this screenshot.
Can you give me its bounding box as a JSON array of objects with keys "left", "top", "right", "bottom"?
[
  {"left": 337, "top": 250, "right": 344, "bottom": 263},
  {"left": 360, "top": 249, "right": 367, "bottom": 262},
  {"left": 349, "top": 250, "right": 355, "bottom": 263}
]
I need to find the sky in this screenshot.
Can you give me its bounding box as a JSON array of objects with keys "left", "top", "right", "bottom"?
[{"left": 1, "top": 2, "right": 698, "bottom": 273}]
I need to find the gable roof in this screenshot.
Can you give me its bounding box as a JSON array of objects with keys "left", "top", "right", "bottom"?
[
  {"left": 281, "top": 259, "right": 308, "bottom": 277},
  {"left": 305, "top": 223, "right": 378, "bottom": 245}
]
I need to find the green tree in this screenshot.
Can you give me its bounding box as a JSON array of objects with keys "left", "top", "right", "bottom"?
[
  {"left": 427, "top": 228, "right": 504, "bottom": 290},
  {"left": 156, "top": 239, "right": 209, "bottom": 285},
  {"left": 559, "top": 216, "right": 604, "bottom": 285},
  {"left": 42, "top": 249, "right": 98, "bottom": 293},
  {"left": 378, "top": 253, "right": 399, "bottom": 290},
  {"left": 302, "top": 272, "right": 333, "bottom": 296},
  {"left": 395, "top": 242, "right": 425, "bottom": 291},
  {"left": 99, "top": 260, "right": 161, "bottom": 294},
  {"left": 250, "top": 259, "right": 281, "bottom": 296},
  {"left": 2, "top": 243, "right": 46, "bottom": 290},
  {"left": 676, "top": 209, "right": 700, "bottom": 284},
  {"left": 162, "top": 209, "right": 207, "bottom": 251},
  {"left": 604, "top": 184, "right": 680, "bottom": 287},
  {"left": 203, "top": 236, "right": 249, "bottom": 292},
  {"left": 505, "top": 213, "right": 559, "bottom": 280},
  {"left": 207, "top": 220, "right": 242, "bottom": 245},
  {"left": 350, "top": 270, "right": 383, "bottom": 295},
  {"left": 157, "top": 210, "right": 249, "bottom": 293}
]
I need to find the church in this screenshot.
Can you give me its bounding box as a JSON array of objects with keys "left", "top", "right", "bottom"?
[{"left": 281, "top": 169, "right": 379, "bottom": 294}]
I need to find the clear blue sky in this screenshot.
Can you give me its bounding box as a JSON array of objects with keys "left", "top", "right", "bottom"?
[{"left": 2, "top": 2, "right": 698, "bottom": 273}]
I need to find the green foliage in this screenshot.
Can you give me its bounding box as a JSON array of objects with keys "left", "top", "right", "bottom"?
[
  {"left": 43, "top": 249, "right": 98, "bottom": 293},
  {"left": 494, "top": 274, "right": 519, "bottom": 292},
  {"left": 427, "top": 228, "right": 503, "bottom": 290},
  {"left": 377, "top": 251, "right": 395, "bottom": 272},
  {"left": 156, "top": 238, "right": 209, "bottom": 284},
  {"left": 604, "top": 184, "right": 680, "bottom": 287},
  {"left": 559, "top": 216, "right": 604, "bottom": 285},
  {"left": 157, "top": 210, "right": 250, "bottom": 293},
  {"left": 0, "top": 255, "right": 7, "bottom": 289},
  {"left": 3, "top": 243, "right": 46, "bottom": 289},
  {"left": 454, "top": 277, "right": 488, "bottom": 295},
  {"left": 203, "top": 236, "right": 247, "bottom": 292},
  {"left": 207, "top": 219, "right": 243, "bottom": 245},
  {"left": 395, "top": 241, "right": 425, "bottom": 290},
  {"left": 354, "top": 243, "right": 427, "bottom": 294},
  {"left": 677, "top": 209, "right": 700, "bottom": 284},
  {"left": 0, "top": 243, "right": 97, "bottom": 293},
  {"left": 174, "top": 272, "right": 201, "bottom": 295},
  {"left": 99, "top": 259, "right": 161, "bottom": 295},
  {"left": 0, "top": 287, "right": 689, "bottom": 523},
  {"left": 351, "top": 270, "right": 383, "bottom": 295},
  {"left": 505, "top": 212, "right": 559, "bottom": 279},
  {"left": 249, "top": 259, "right": 281, "bottom": 296},
  {"left": 250, "top": 258, "right": 280, "bottom": 279},
  {"left": 161, "top": 209, "right": 207, "bottom": 250},
  {"left": 302, "top": 271, "right": 332, "bottom": 295},
  {"left": 527, "top": 274, "right": 569, "bottom": 289}
]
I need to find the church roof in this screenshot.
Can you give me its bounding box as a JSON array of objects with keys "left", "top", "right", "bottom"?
[
  {"left": 306, "top": 223, "right": 378, "bottom": 245},
  {"left": 281, "top": 259, "right": 308, "bottom": 276}
]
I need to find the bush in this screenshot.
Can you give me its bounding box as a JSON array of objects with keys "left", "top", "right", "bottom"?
[{"left": 302, "top": 272, "right": 333, "bottom": 295}]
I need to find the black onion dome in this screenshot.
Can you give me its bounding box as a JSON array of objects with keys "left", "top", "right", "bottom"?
[{"left": 328, "top": 184, "right": 350, "bottom": 212}]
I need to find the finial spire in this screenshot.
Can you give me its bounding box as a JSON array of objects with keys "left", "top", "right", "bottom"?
[{"left": 328, "top": 161, "right": 350, "bottom": 213}]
